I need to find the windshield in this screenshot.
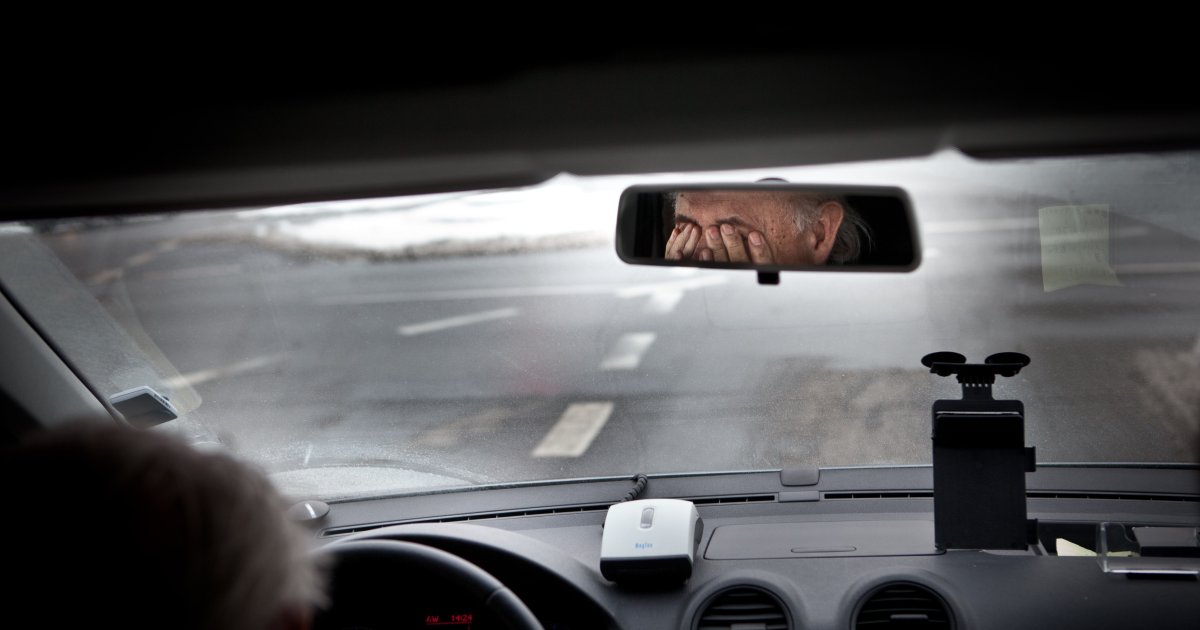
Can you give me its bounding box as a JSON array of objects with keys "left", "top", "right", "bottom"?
[{"left": 3, "top": 149, "right": 1198, "bottom": 500}]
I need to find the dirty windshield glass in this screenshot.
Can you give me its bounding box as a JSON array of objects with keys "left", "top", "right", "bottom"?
[{"left": 2, "top": 150, "right": 1198, "bottom": 500}]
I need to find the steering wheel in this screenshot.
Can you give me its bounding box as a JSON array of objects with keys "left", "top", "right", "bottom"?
[{"left": 313, "top": 539, "right": 544, "bottom": 630}]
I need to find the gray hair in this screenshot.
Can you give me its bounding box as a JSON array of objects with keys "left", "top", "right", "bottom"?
[
  {"left": 787, "top": 193, "right": 869, "bottom": 264},
  {"left": 2, "top": 423, "right": 325, "bottom": 630}
]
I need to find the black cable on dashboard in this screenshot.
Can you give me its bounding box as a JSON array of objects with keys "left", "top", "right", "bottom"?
[{"left": 620, "top": 474, "right": 649, "bottom": 502}]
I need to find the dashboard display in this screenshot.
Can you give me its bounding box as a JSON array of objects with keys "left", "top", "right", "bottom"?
[{"left": 424, "top": 611, "right": 475, "bottom": 626}]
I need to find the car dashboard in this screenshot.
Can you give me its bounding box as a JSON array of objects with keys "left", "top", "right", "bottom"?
[{"left": 307, "top": 466, "right": 1200, "bottom": 630}]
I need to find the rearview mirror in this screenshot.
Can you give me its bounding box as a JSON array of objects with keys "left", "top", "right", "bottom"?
[{"left": 615, "top": 184, "right": 920, "bottom": 272}]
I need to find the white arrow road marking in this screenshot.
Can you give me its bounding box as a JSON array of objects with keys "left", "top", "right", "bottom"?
[
  {"left": 398, "top": 307, "right": 518, "bottom": 336},
  {"left": 532, "top": 402, "right": 615, "bottom": 457},
  {"left": 600, "top": 333, "right": 657, "bottom": 370}
]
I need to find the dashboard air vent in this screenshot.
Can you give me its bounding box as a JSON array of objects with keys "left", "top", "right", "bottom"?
[
  {"left": 824, "top": 491, "right": 934, "bottom": 500},
  {"left": 824, "top": 490, "right": 1198, "bottom": 503},
  {"left": 855, "top": 583, "right": 953, "bottom": 629},
  {"left": 696, "top": 587, "right": 789, "bottom": 630},
  {"left": 690, "top": 494, "right": 777, "bottom": 505}
]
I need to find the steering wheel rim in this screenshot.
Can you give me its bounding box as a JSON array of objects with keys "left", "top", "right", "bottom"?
[{"left": 314, "top": 539, "right": 544, "bottom": 630}]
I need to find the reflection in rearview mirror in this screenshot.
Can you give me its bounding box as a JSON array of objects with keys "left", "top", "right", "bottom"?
[{"left": 615, "top": 184, "right": 920, "bottom": 272}]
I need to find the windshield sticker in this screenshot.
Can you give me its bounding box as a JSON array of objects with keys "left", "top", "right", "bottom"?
[{"left": 1039, "top": 204, "right": 1121, "bottom": 292}]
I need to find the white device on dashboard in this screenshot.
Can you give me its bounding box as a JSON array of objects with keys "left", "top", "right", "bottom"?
[{"left": 600, "top": 498, "right": 702, "bottom": 584}]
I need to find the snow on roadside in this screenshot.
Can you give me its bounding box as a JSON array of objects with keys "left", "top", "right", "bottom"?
[
  {"left": 254, "top": 174, "right": 622, "bottom": 258},
  {"left": 235, "top": 190, "right": 473, "bottom": 219},
  {"left": 236, "top": 153, "right": 976, "bottom": 259}
]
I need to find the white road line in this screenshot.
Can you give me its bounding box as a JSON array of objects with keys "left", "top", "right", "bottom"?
[
  {"left": 615, "top": 275, "right": 727, "bottom": 298},
  {"left": 1040, "top": 226, "right": 1151, "bottom": 245},
  {"left": 85, "top": 241, "right": 182, "bottom": 285},
  {"left": 531, "top": 402, "right": 615, "bottom": 457},
  {"left": 600, "top": 333, "right": 657, "bottom": 370},
  {"left": 322, "top": 283, "right": 623, "bottom": 305},
  {"left": 163, "top": 354, "right": 283, "bottom": 389},
  {"left": 1114, "top": 261, "right": 1200, "bottom": 275},
  {"left": 319, "top": 277, "right": 728, "bottom": 306},
  {"left": 142, "top": 264, "right": 244, "bottom": 281},
  {"left": 125, "top": 251, "right": 158, "bottom": 267},
  {"left": 303, "top": 443, "right": 314, "bottom": 466},
  {"left": 643, "top": 290, "right": 684, "bottom": 314},
  {"left": 924, "top": 218, "right": 1039, "bottom": 234},
  {"left": 398, "top": 307, "right": 518, "bottom": 336},
  {"left": 923, "top": 219, "right": 1150, "bottom": 238},
  {"left": 86, "top": 268, "right": 124, "bottom": 285}
]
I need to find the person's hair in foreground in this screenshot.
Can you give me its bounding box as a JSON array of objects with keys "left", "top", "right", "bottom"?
[{"left": 1, "top": 422, "right": 324, "bottom": 630}]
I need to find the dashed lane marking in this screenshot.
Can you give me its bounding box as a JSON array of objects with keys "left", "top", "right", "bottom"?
[
  {"left": 398, "top": 307, "right": 518, "bottom": 336},
  {"left": 86, "top": 268, "right": 125, "bottom": 285},
  {"left": 600, "top": 333, "right": 657, "bottom": 370},
  {"left": 163, "top": 354, "right": 283, "bottom": 389},
  {"left": 643, "top": 290, "right": 684, "bottom": 314},
  {"left": 126, "top": 251, "right": 158, "bottom": 266},
  {"left": 531, "top": 402, "right": 615, "bottom": 457}
]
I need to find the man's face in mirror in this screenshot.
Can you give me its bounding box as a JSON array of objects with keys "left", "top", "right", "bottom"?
[{"left": 665, "top": 191, "right": 847, "bottom": 265}]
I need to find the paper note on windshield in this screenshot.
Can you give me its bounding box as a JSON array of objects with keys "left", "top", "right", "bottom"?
[
  {"left": 1039, "top": 205, "right": 1121, "bottom": 292},
  {"left": 1055, "top": 538, "right": 1096, "bottom": 557}
]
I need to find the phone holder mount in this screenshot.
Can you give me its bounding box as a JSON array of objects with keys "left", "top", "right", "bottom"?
[{"left": 922, "top": 351, "right": 1037, "bottom": 551}]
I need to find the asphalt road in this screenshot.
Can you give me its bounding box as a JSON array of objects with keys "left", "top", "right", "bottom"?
[{"left": 27, "top": 183, "right": 1200, "bottom": 499}]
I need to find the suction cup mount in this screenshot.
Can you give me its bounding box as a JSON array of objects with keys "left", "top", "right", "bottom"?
[{"left": 921, "top": 351, "right": 1030, "bottom": 400}]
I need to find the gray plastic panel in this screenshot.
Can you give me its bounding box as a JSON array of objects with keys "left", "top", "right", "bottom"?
[
  {"left": 0, "top": 287, "right": 109, "bottom": 427},
  {"left": 307, "top": 468, "right": 1200, "bottom": 630},
  {"left": 705, "top": 520, "right": 939, "bottom": 559}
]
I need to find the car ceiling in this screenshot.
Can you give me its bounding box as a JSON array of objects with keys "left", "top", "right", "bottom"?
[{"left": 4, "top": 46, "right": 1199, "bottom": 220}]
